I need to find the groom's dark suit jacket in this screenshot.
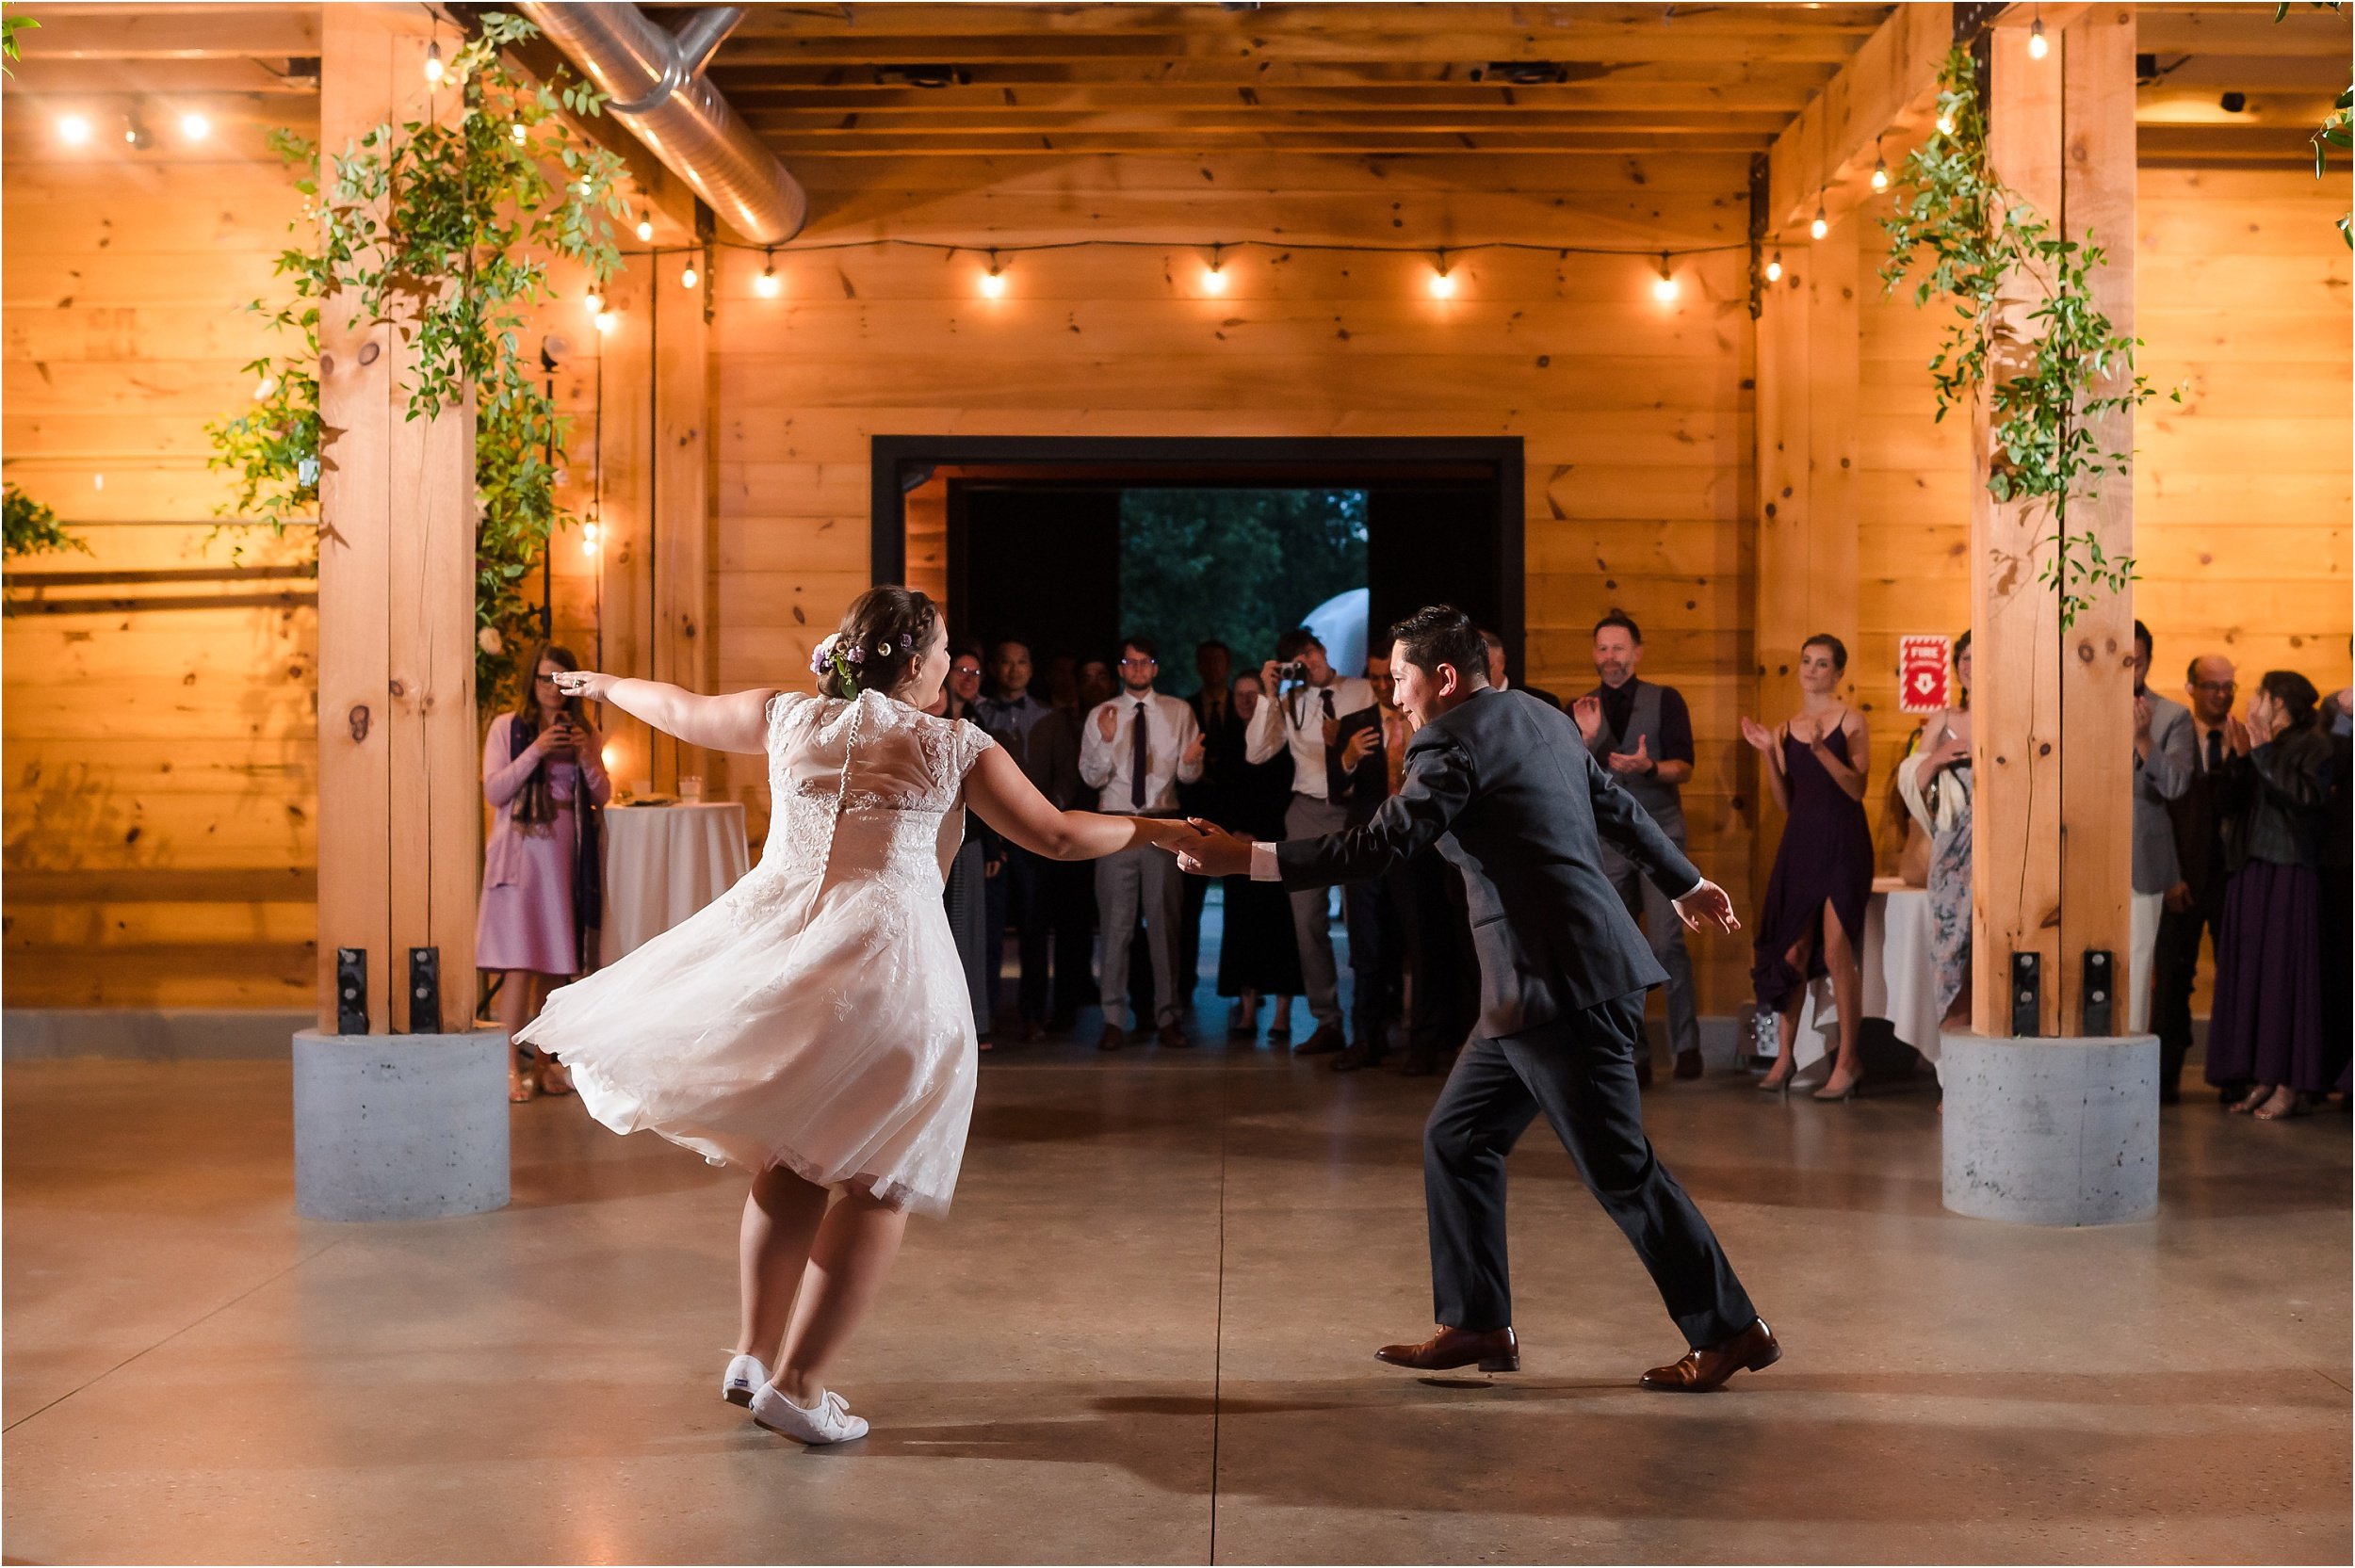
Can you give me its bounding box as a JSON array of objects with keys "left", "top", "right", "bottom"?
[{"left": 1275, "top": 687, "right": 1700, "bottom": 1039}]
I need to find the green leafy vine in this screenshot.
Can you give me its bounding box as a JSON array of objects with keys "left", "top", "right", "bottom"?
[
  {"left": 3, "top": 483, "right": 89, "bottom": 561},
  {"left": 2277, "top": 2, "right": 2353, "bottom": 245},
  {"left": 1880, "top": 47, "right": 2175, "bottom": 630},
  {"left": 205, "top": 12, "right": 624, "bottom": 707}
]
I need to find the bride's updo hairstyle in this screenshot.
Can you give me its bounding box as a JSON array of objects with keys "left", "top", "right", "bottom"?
[{"left": 816, "top": 585, "right": 940, "bottom": 700}]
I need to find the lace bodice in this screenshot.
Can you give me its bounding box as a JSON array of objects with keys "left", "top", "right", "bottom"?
[{"left": 755, "top": 689, "right": 997, "bottom": 894}]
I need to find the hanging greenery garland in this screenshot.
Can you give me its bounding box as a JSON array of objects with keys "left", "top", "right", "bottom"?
[
  {"left": 206, "top": 11, "right": 624, "bottom": 707},
  {"left": 1879, "top": 47, "right": 2178, "bottom": 631}
]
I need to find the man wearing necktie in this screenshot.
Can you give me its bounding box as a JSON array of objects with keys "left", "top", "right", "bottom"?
[
  {"left": 1079, "top": 636, "right": 1206, "bottom": 1050},
  {"left": 1244, "top": 626, "right": 1378, "bottom": 1055},
  {"left": 2153, "top": 654, "right": 2239, "bottom": 1103}
]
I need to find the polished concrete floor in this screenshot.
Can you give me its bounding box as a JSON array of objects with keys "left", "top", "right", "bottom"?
[{"left": 7, "top": 1011, "right": 2350, "bottom": 1564}]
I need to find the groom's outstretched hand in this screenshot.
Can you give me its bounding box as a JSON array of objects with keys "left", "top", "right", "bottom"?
[
  {"left": 1672, "top": 879, "right": 1742, "bottom": 935},
  {"left": 1167, "top": 818, "right": 1253, "bottom": 878}
]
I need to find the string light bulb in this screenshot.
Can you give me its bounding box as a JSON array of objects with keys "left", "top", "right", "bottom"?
[
  {"left": 2028, "top": 16, "right": 2049, "bottom": 58},
  {"left": 594, "top": 308, "right": 617, "bottom": 334},
  {"left": 180, "top": 111, "right": 211, "bottom": 142},
  {"left": 1870, "top": 137, "right": 1890, "bottom": 191},
  {"left": 581, "top": 289, "right": 603, "bottom": 315},
  {"left": 979, "top": 252, "right": 1008, "bottom": 298},
  {"left": 755, "top": 251, "right": 781, "bottom": 297},
  {"left": 511, "top": 121, "right": 528, "bottom": 144},
  {"left": 123, "top": 113, "right": 152, "bottom": 150},
  {"left": 1200, "top": 247, "right": 1228, "bottom": 294},
  {"left": 424, "top": 41, "right": 445, "bottom": 84},
  {"left": 1936, "top": 109, "right": 1957, "bottom": 136},
  {"left": 635, "top": 211, "right": 654, "bottom": 243},
  {"left": 56, "top": 113, "right": 92, "bottom": 146},
  {"left": 1811, "top": 201, "right": 1830, "bottom": 241},
  {"left": 1428, "top": 253, "right": 1457, "bottom": 299},
  {"left": 1650, "top": 254, "right": 1679, "bottom": 302},
  {"left": 1765, "top": 251, "right": 1784, "bottom": 283},
  {"left": 583, "top": 519, "right": 602, "bottom": 557},
  {"left": 680, "top": 259, "right": 698, "bottom": 289}
]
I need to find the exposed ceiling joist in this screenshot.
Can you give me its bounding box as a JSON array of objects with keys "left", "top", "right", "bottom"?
[
  {"left": 11, "top": 6, "right": 320, "bottom": 60},
  {"left": 1763, "top": 0, "right": 1952, "bottom": 239}
]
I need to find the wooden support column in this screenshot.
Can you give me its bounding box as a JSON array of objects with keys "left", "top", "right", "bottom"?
[
  {"left": 317, "top": 7, "right": 478, "bottom": 1033},
  {"left": 1751, "top": 218, "right": 1860, "bottom": 892},
  {"left": 652, "top": 244, "right": 716, "bottom": 798},
  {"left": 1969, "top": 9, "right": 2136, "bottom": 1036},
  {"left": 594, "top": 254, "right": 656, "bottom": 794}
]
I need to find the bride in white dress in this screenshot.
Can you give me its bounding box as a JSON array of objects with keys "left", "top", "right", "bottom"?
[{"left": 523, "top": 587, "right": 1198, "bottom": 1445}]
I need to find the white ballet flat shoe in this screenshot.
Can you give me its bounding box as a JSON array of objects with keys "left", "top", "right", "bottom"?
[
  {"left": 723, "top": 1352, "right": 770, "bottom": 1408},
  {"left": 749, "top": 1381, "right": 869, "bottom": 1445}
]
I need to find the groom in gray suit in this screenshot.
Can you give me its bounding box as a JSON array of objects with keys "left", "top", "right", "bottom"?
[{"left": 1173, "top": 606, "right": 1776, "bottom": 1391}]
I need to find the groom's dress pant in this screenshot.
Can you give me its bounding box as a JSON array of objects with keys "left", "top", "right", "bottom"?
[{"left": 1423, "top": 988, "right": 1756, "bottom": 1350}]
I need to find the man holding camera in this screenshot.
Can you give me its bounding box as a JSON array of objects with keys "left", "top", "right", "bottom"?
[{"left": 1244, "top": 627, "right": 1377, "bottom": 1056}]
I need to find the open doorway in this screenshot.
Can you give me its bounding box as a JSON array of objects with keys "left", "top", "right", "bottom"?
[
  {"left": 871, "top": 436, "right": 1521, "bottom": 1043},
  {"left": 870, "top": 435, "right": 1525, "bottom": 682}
]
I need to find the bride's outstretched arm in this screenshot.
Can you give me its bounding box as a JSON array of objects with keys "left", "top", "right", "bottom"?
[
  {"left": 553, "top": 672, "right": 780, "bottom": 755},
  {"left": 964, "top": 745, "right": 1196, "bottom": 861}
]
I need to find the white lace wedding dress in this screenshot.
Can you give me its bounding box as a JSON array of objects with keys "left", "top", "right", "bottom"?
[{"left": 519, "top": 688, "right": 997, "bottom": 1216}]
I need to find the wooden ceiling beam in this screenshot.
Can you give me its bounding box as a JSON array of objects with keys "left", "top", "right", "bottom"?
[
  {"left": 712, "top": 82, "right": 1840, "bottom": 113},
  {"left": 1764, "top": 1, "right": 1953, "bottom": 240},
  {"left": 0, "top": 57, "right": 318, "bottom": 94},
  {"left": 742, "top": 108, "right": 1797, "bottom": 135},
  {"left": 11, "top": 6, "right": 322, "bottom": 59},
  {"left": 714, "top": 30, "right": 1878, "bottom": 68},
  {"left": 709, "top": 2, "right": 1891, "bottom": 40},
  {"left": 753, "top": 130, "right": 1779, "bottom": 155},
  {"left": 707, "top": 57, "right": 1847, "bottom": 90}
]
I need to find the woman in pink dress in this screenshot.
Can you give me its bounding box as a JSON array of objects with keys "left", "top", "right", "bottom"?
[{"left": 479, "top": 642, "right": 610, "bottom": 1102}]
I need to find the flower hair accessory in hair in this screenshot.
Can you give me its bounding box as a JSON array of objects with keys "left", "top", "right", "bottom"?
[{"left": 809, "top": 632, "right": 868, "bottom": 696}]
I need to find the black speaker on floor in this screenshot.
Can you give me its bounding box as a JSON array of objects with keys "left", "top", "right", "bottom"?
[
  {"left": 407, "top": 946, "right": 441, "bottom": 1034},
  {"left": 335, "top": 948, "right": 368, "bottom": 1035}
]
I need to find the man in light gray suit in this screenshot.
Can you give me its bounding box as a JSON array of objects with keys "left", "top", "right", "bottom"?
[{"left": 2130, "top": 620, "right": 2196, "bottom": 1070}]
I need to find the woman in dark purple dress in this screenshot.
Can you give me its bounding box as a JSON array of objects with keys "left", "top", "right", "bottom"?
[
  {"left": 2207, "top": 671, "right": 2336, "bottom": 1120},
  {"left": 1741, "top": 633, "right": 1875, "bottom": 1101}
]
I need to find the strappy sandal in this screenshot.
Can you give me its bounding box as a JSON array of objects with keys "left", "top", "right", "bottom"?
[
  {"left": 509, "top": 1070, "right": 538, "bottom": 1104},
  {"left": 536, "top": 1059, "right": 574, "bottom": 1096}
]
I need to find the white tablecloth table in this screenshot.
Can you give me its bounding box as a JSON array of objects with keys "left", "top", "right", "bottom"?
[
  {"left": 1786, "top": 879, "right": 1942, "bottom": 1078},
  {"left": 599, "top": 802, "right": 751, "bottom": 966}
]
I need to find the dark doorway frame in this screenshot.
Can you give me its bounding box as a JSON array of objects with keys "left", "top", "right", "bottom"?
[{"left": 869, "top": 434, "right": 1525, "bottom": 667}]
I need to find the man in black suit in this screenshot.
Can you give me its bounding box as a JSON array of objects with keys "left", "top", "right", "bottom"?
[{"left": 1173, "top": 606, "right": 1775, "bottom": 1392}]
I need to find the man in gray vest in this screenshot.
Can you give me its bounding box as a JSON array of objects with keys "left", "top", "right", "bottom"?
[{"left": 1571, "top": 613, "right": 1701, "bottom": 1085}]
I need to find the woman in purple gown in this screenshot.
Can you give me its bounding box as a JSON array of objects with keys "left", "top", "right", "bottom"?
[
  {"left": 1741, "top": 634, "right": 1875, "bottom": 1101},
  {"left": 479, "top": 642, "right": 611, "bottom": 1101}
]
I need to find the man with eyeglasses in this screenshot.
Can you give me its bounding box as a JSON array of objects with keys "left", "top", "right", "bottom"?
[
  {"left": 1079, "top": 636, "right": 1205, "bottom": 1050},
  {"left": 1245, "top": 627, "right": 1379, "bottom": 1056},
  {"left": 2152, "top": 654, "right": 2238, "bottom": 1103}
]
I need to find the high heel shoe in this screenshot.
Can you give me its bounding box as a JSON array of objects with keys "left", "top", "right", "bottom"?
[
  {"left": 1811, "top": 1075, "right": 1861, "bottom": 1102},
  {"left": 1756, "top": 1067, "right": 1794, "bottom": 1095}
]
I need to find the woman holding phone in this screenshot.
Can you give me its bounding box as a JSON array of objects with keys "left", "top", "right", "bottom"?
[{"left": 479, "top": 641, "right": 611, "bottom": 1101}]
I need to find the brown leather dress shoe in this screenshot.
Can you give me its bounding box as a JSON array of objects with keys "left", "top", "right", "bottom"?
[
  {"left": 1157, "top": 1021, "right": 1190, "bottom": 1049},
  {"left": 1096, "top": 1023, "right": 1128, "bottom": 1052},
  {"left": 1294, "top": 1019, "right": 1346, "bottom": 1056},
  {"left": 1374, "top": 1324, "right": 1519, "bottom": 1373},
  {"left": 1640, "top": 1317, "right": 1779, "bottom": 1392}
]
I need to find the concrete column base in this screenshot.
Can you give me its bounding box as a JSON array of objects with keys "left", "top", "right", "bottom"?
[
  {"left": 292, "top": 1028, "right": 511, "bottom": 1221},
  {"left": 1940, "top": 1031, "right": 2159, "bottom": 1226}
]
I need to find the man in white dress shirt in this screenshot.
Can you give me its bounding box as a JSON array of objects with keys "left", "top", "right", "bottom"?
[
  {"left": 1244, "top": 627, "right": 1377, "bottom": 1055},
  {"left": 1080, "top": 635, "right": 1205, "bottom": 1050}
]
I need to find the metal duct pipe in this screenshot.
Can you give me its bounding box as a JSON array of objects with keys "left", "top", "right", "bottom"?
[{"left": 518, "top": 1, "right": 806, "bottom": 244}]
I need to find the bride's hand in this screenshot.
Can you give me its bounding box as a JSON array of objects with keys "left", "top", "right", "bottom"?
[
  {"left": 552, "top": 670, "right": 616, "bottom": 703},
  {"left": 1168, "top": 819, "right": 1252, "bottom": 879}
]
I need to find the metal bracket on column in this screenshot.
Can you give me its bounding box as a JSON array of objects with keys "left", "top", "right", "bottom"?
[
  {"left": 406, "top": 946, "right": 442, "bottom": 1034},
  {"left": 2009, "top": 951, "right": 2042, "bottom": 1038},
  {"left": 336, "top": 948, "right": 369, "bottom": 1035},
  {"left": 2081, "top": 949, "right": 2115, "bottom": 1036}
]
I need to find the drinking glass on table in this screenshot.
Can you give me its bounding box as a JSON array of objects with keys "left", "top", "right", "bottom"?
[{"left": 679, "top": 774, "right": 704, "bottom": 802}]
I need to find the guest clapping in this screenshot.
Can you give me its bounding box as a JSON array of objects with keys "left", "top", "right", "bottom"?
[
  {"left": 2206, "top": 671, "right": 2338, "bottom": 1119},
  {"left": 2129, "top": 622, "right": 2198, "bottom": 1053},
  {"left": 1740, "top": 634, "right": 1873, "bottom": 1100},
  {"left": 1894, "top": 631, "right": 1971, "bottom": 1028}
]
